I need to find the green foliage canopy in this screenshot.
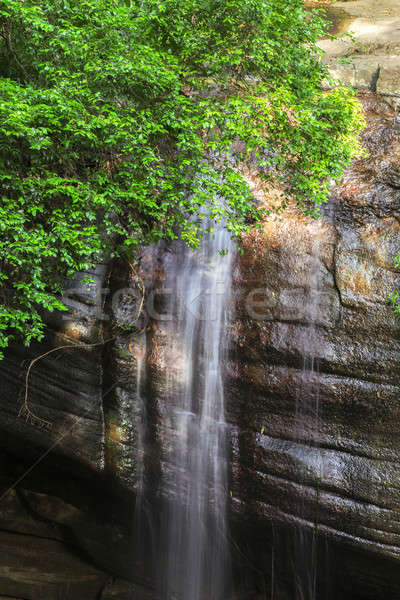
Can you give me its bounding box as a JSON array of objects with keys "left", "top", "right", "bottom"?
[{"left": 0, "top": 0, "right": 364, "bottom": 356}]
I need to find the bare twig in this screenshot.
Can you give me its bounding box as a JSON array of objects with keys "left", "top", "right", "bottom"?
[
  {"left": 19, "top": 261, "right": 146, "bottom": 425},
  {"left": 1, "top": 382, "right": 117, "bottom": 504},
  {"left": 0, "top": 22, "right": 28, "bottom": 78},
  {"left": 19, "top": 337, "right": 114, "bottom": 426},
  {"left": 126, "top": 260, "right": 146, "bottom": 325}
]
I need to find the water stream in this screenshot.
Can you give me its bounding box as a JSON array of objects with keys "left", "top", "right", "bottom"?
[
  {"left": 157, "top": 222, "right": 234, "bottom": 600},
  {"left": 135, "top": 211, "right": 331, "bottom": 599},
  {"left": 133, "top": 332, "right": 147, "bottom": 548}
]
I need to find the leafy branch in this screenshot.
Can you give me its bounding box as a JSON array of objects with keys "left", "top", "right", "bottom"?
[{"left": 0, "top": 0, "right": 364, "bottom": 356}]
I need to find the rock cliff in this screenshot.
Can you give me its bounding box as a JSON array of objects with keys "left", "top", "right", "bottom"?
[{"left": 0, "top": 93, "right": 399, "bottom": 599}]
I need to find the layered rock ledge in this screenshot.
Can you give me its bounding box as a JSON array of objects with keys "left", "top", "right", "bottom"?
[{"left": 319, "top": 0, "right": 400, "bottom": 107}]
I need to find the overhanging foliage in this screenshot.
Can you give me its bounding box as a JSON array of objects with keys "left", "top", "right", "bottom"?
[{"left": 0, "top": 0, "right": 364, "bottom": 356}]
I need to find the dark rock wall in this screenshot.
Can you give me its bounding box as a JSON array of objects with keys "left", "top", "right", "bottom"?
[
  {"left": 227, "top": 94, "right": 400, "bottom": 598},
  {"left": 0, "top": 263, "right": 146, "bottom": 599},
  {"left": 0, "top": 94, "right": 399, "bottom": 599}
]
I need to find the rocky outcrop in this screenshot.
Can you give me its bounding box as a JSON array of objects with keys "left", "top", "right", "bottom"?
[
  {"left": 319, "top": 0, "right": 400, "bottom": 107},
  {"left": 0, "top": 262, "right": 147, "bottom": 599},
  {"left": 228, "top": 93, "right": 400, "bottom": 598},
  {"left": 0, "top": 94, "right": 399, "bottom": 599}
]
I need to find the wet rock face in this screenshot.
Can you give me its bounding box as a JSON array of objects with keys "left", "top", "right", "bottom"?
[
  {"left": 0, "top": 94, "right": 399, "bottom": 599},
  {"left": 0, "top": 262, "right": 143, "bottom": 599},
  {"left": 0, "top": 262, "right": 110, "bottom": 473},
  {"left": 228, "top": 94, "right": 400, "bottom": 598}
]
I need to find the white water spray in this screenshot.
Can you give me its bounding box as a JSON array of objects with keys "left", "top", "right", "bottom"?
[{"left": 159, "top": 222, "right": 234, "bottom": 600}]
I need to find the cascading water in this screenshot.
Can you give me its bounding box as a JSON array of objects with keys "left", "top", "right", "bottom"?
[
  {"left": 133, "top": 331, "right": 147, "bottom": 542},
  {"left": 157, "top": 220, "right": 234, "bottom": 600}
]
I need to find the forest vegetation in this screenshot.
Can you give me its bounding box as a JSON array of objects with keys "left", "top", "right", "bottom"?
[{"left": 0, "top": 0, "right": 366, "bottom": 356}]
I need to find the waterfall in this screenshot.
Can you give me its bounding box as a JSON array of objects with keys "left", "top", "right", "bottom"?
[
  {"left": 133, "top": 331, "right": 147, "bottom": 536},
  {"left": 157, "top": 221, "right": 234, "bottom": 600}
]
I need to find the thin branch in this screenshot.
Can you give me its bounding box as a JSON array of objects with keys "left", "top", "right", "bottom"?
[
  {"left": 19, "top": 261, "right": 146, "bottom": 426},
  {"left": 1, "top": 23, "right": 28, "bottom": 78},
  {"left": 127, "top": 260, "right": 146, "bottom": 325},
  {"left": 19, "top": 337, "right": 115, "bottom": 426},
  {"left": 1, "top": 382, "right": 117, "bottom": 503}
]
